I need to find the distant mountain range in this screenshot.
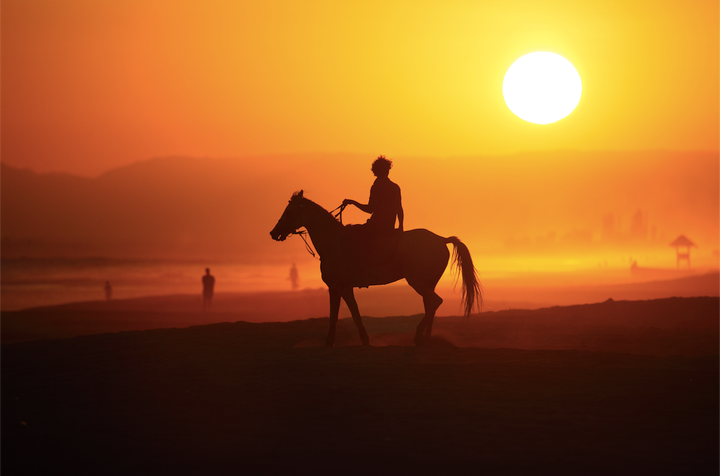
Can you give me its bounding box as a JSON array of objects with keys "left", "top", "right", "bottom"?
[
  {"left": 1, "top": 154, "right": 379, "bottom": 261},
  {"left": 2, "top": 151, "right": 718, "bottom": 262}
]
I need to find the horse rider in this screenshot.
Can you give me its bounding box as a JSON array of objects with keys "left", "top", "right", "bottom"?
[{"left": 342, "top": 155, "right": 404, "bottom": 235}]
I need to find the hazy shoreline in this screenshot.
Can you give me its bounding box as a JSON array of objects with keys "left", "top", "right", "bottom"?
[{"left": 2, "top": 254, "right": 717, "bottom": 312}]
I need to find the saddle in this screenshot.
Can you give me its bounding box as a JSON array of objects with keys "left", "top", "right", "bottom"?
[{"left": 341, "top": 225, "right": 403, "bottom": 287}]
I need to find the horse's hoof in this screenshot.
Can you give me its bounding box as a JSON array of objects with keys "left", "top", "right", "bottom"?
[
  {"left": 359, "top": 330, "right": 370, "bottom": 347},
  {"left": 414, "top": 335, "right": 427, "bottom": 347}
]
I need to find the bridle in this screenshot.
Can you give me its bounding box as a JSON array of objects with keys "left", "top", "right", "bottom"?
[
  {"left": 283, "top": 201, "right": 347, "bottom": 260},
  {"left": 291, "top": 229, "right": 318, "bottom": 260}
]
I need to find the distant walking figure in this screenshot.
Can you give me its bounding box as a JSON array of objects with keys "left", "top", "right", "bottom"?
[
  {"left": 104, "top": 281, "right": 112, "bottom": 301},
  {"left": 202, "top": 268, "right": 215, "bottom": 311},
  {"left": 289, "top": 263, "right": 300, "bottom": 290},
  {"left": 343, "top": 156, "right": 404, "bottom": 234}
]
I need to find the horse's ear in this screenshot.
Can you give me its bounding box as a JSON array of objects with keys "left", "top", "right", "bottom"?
[{"left": 298, "top": 190, "right": 304, "bottom": 199}]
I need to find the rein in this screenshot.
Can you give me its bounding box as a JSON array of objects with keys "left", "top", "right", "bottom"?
[
  {"left": 329, "top": 203, "right": 347, "bottom": 224},
  {"left": 290, "top": 202, "right": 346, "bottom": 261},
  {"left": 291, "top": 230, "right": 318, "bottom": 260}
]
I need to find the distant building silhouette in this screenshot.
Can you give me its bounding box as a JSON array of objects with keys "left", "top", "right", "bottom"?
[
  {"left": 559, "top": 229, "right": 592, "bottom": 247},
  {"left": 104, "top": 281, "right": 112, "bottom": 301},
  {"left": 670, "top": 235, "right": 696, "bottom": 269},
  {"left": 289, "top": 263, "right": 300, "bottom": 291},
  {"left": 630, "top": 209, "right": 648, "bottom": 241},
  {"left": 202, "top": 268, "right": 215, "bottom": 311},
  {"left": 602, "top": 213, "right": 615, "bottom": 242}
]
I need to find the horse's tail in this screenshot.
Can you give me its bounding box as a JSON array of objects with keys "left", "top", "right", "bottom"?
[{"left": 445, "top": 236, "right": 483, "bottom": 317}]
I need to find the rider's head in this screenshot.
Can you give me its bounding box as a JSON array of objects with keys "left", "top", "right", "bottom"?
[{"left": 371, "top": 156, "right": 392, "bottom": 177}]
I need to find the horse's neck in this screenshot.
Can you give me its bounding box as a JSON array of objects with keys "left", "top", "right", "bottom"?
[{"left": 302, "top": 200, "right": 342, "bottom": 258}]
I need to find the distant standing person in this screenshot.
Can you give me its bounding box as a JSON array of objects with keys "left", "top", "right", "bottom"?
[
  {"left": 104, "top": 281, "right": 112, "bottom": 301},
  {"left": 289, "top": 263, "right": 300, "bottom": 291},
  {"left": 202, "top": 268, "right": 215, "bottom": 311}
]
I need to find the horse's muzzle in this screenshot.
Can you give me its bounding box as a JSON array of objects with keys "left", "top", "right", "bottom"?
[{"left": 270, "top": 229, "right": 287, "bottom": 241}]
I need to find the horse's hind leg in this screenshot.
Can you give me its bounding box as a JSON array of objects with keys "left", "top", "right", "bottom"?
[
  {"left": 410, "top": 284, "right": 443, "bottom": 346},
  {"left": 340, "top": 287, "right": 370, "bottom": 346},
  {"left": 423, "top": 292, "right": 443, "bottom": 338},
  {"left": 326, "top": 287, "right": 341, "bottom": 347}
]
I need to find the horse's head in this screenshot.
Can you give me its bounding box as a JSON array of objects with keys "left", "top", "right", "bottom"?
[{"left": 270, "top": 190, "right": 306, "bottom": 241}]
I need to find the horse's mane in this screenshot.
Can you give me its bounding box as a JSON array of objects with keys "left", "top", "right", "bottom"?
[{"left": 292, "top": 192, "right": 343, "bottom": 229}]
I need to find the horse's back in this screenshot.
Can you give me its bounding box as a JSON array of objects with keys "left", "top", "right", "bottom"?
[
  {"left": 403, "top": 228, "right": 446, "bottom": 241},
  {"left": 401, "top": 228, "right": 449, "bottom": 250},
  {"left": 399, "top": 229, "right": 451, "bottom": 271}
]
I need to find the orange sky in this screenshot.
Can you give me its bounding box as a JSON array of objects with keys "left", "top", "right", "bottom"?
[{"left": 2, "top": 0, "right": 718, "bottom": 176}]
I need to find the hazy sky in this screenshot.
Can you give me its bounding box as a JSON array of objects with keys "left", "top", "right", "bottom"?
[{"left": 2, "top": 0, "right": 718, "bottom": 176}]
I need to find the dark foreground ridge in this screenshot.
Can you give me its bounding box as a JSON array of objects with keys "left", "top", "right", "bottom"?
[
  {"left": 2, "top": 296, "right": 718, "bottom": 356},
  {"left": 2, "top": 297, "right": 719, "bottom": 475}
]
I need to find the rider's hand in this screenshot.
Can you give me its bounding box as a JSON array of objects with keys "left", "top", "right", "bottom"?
[{"left": 342, "top": 199, "right": 354, "bottom": 207}]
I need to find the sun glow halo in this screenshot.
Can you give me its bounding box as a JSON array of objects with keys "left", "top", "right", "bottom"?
[{"left": 503, "top": 52, "right": 582, "bottom": 124}]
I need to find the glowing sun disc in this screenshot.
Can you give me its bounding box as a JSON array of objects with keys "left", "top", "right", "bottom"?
[{"left": 503, "top": 52, "right": 582, "bottom": 124}]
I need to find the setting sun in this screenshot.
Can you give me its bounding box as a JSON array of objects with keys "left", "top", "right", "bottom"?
[{"left": 503, "top": 52, "right": 582, "bottom": 125}]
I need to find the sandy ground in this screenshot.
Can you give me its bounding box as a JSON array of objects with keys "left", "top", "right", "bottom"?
[
  {"left": 2, "top": 296, "right": 718, "bottom": 475},
  {"left": 2, "top": 271, "right": 718, "bottom": 344},
  {"left": 3, "top": 269, "right": 718, "bottom": 314}
]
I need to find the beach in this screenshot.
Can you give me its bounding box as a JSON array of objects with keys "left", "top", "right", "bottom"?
[{"left": 3, "top": 295, "right": 718, "bottom": 474}]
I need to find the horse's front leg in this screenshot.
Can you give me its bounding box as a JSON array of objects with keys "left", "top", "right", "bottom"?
[
  {"left": 414, "top": 319, "right": 427, "bottom": 346},
  {"left": 340, "top": 287, "right": 370, "bottom": 346},
  {"left": 326, "top": 287, "right": 341, "bottom": 347}
]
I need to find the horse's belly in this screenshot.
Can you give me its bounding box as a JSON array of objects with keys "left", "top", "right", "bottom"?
[
  {"left": 321, "top": 258, "right": 403, "bottom": 288},
  {"left": 320, "top": 228, "right": 449, "bottom": 288}
]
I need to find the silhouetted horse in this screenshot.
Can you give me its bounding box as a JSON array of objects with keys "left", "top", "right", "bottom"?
[{"left": 270, "top": 191, "right": 482, "bottom": 347}]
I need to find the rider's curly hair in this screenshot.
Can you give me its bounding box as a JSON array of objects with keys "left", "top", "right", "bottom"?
[{"left": 371, "top": 155, "right": 392, "bottom": 175}]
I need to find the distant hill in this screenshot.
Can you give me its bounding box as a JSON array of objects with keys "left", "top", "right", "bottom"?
[
  {"left": 1, "top": 154, "right": 371, "bottom": 261},
  {"left": 1, "top": 150, "right": 718, "bottom": 262}
]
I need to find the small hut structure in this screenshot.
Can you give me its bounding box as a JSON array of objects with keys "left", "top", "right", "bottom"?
[{"left": 669, "top": 235, "right": 696, "bottom": 269}]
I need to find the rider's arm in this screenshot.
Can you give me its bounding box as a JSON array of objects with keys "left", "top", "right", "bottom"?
[{"left": 343, "top": 199, "right": 373, "bottom": 214}]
